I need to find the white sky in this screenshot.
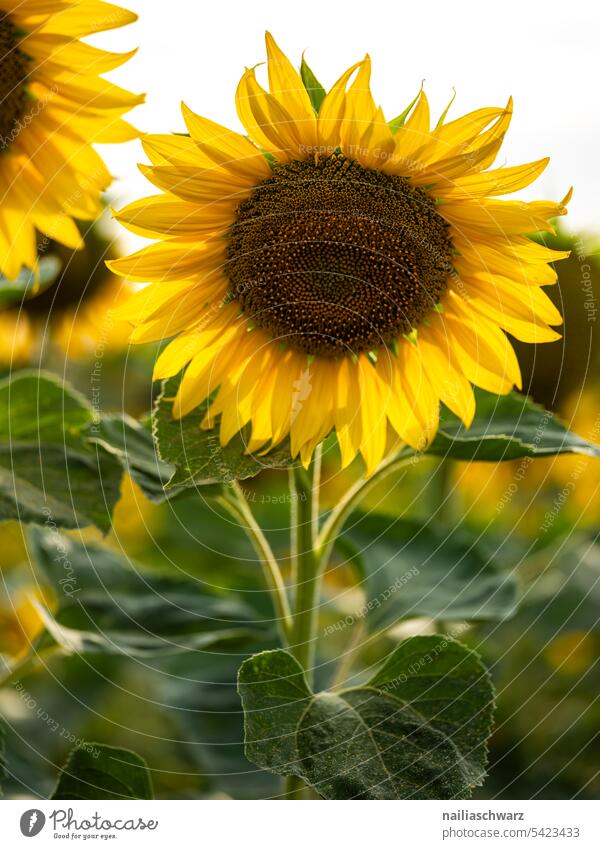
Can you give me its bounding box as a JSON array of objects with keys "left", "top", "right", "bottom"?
[{"left": 95, "top": 0, "right": 600, "bottom": 251}]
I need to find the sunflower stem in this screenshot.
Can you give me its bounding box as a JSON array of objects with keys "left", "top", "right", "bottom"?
[
  {"left": 289, "top": 462, "right": 320, "bottom": 687},
  {"left": 315, "top": 448, "right": 418, "bottom": 569},
  {"left": 219, "top": 484, "right": 293, "bottom": 645},
  {"left": 310, "top": 444, "right": 322, "bottom": 545}
]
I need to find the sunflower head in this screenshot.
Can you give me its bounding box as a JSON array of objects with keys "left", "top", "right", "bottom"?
[
  {"left": 0, "top": 0, "right": 142, "bottom": 281},
  {"left": 111, "top": 33, "right": 570, "bottom": 474}
]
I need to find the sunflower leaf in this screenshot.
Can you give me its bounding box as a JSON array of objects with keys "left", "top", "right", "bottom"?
[
  {"left": 300, "top": 56, "right": 326, "bottom": 113},
  {"left": 28, "top": 526, "right": 269, "bottom": 656},
  {"left": 427, "top": 390, "right": 600, "bottom": 461},
  {"left": 238, "top": 637, "right": 494, "bottom": 799},
  {"left": 86, "top": 412, "right": 177, "bottom": 503},
  {"left": 0, "top": 371, "right": 122, "bottom": 533},
  {"left": 51, "top": 744, "right": 153, "bottom": 800},
  {"left": 338, "top": 512, "right": 518, "bottom": 631},
  {"left": 153, "top": 376, "right": 296, "bottom": 489}
]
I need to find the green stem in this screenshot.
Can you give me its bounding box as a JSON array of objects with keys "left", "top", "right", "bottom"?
[
  {"left": 310, "top": 444, "right": 322, "bottom": 546},
  {"left": 218, "top": 483, "right": 293, "bottom": 644},
  {"left": 288, "top": 467, "right": 299, "bottom": 589},
  {"left": 315, "top": 448, "right": 418, "bottom": 568},
  {"left": 289, "top": 464, "right": 320, "bottom": 686}
]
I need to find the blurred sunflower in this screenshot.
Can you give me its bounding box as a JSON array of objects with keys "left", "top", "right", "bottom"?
[
  {"left": 0, "top": 584, "right": 50, "bottom": 658},
  {"left": 0, "top": 222, "right": 132, "bottom": 365},
  {"left": 111, "top": 33, "right": 569, "bottom": 474},
  {"left": 0, "top": 0, "right": 142, "bottom": 280}
]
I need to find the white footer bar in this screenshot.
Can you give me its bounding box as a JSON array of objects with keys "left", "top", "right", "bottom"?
[{"left": 0, "top": 799, "right": 598, "bottom": 848}]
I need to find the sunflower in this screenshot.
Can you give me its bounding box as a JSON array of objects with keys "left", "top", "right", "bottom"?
[
  {"left": 0, "top": 221, "right": 132, "bottom": 365},
  {"left": 0, "top": 0, "right": 142, "bottom": 281},
  {"left": 110, "top": 33, "right": 570, "bottom": 474}
]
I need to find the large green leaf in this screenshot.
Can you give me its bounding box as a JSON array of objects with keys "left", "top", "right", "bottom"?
[
  {"left": 341, "top": 513, "right": 517, "bottom": 630},
  {"left": 427, "top": 390, "right": 600, "bottom": 461},
  {"left": 153, "top": 376, "right": 295, "bottom": 490},
  {"left": 51, "top": 744, "right": 153, "bottom": 800},
  {"left": 0, "top": 257, "right": 61, "bottom": 307},
  {"left": 29, "top": 526, "right": 269, "bottom": 656},
  {"left": 0, "top": 371, "right": 122, "bottom": 532},
  {"left": 238, "top": 637, "right": 494, "bottom": 799}
]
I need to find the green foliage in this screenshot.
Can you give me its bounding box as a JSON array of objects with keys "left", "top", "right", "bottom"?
[
  {"left": 153, "top": 376, "right": 295, "bottom": 491},
  {"left": 342, "top": 513, "right": 518, "bottom": 629},
  {"left": 87, "top": 412, "right": 175, "bottom": 503},
  {"left": 29, "top": 526, "right": 269, "bottom": 656},
  {"left": 238, "top": 637, "right": 493, "bottom": 799},
  {"left": 429, "top": 390, "right": 600, "bottom": 461},
  {"left": 51, "top": 744, "right": 153, "bottom": 800},
  {"left": 300, "top": 57, "right": 326, "bottom": 113},
  {"left": 0, "top": 371, "right": 122, "bottom": 532}
]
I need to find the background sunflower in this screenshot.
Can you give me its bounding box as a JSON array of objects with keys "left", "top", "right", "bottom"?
[
  {"left": 0, "top": 220, "right": 132, "bottom": 366},
  {"left": 0, "top": 0, "right": 142, "bottom": 280}
]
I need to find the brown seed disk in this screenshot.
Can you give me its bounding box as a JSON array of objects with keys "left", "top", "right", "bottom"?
[
  {"left": 226, "top": 153, "right": 454, "bottom": 357},
  {"left": 0, "top": 14, "right": 31, "bottom": 146}
]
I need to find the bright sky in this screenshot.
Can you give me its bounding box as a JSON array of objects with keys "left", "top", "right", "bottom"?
[{"left": 96, "top": 0, "right": 600, "bottom": 251}]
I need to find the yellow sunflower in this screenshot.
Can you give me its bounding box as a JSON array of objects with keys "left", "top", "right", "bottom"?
[
  {"left": 0, "top": 222, "right": 133, "bottom": 365},
  {"left": 110, "top": 33, "right": 570, "bottom": 475},
  {"left": 0, "top": 0, "right": 142, "bottom": 281}
]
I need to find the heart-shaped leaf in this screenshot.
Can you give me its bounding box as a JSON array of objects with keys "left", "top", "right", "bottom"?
[{"left": 238, "top": 636, "right": 493, "bottom": 799}]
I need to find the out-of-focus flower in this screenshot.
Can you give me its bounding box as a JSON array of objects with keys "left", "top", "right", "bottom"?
[
  {"left": 109, "top": 473, "right": 164, "bottom": 553},
  {"left": 0, "top": 223, "right": 133, "bottom": 365},
  {"left": 0, "top": 0, "right": 142, "bottom": 280},
  {"left": 0, "top": 585, "right": 51, "bottom": 658}
]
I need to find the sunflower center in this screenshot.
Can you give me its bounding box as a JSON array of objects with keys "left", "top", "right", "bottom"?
[
  {"left": 0, "top": 14, "right": 31, "bottom": 146},
  {"left": 225, "top": 153, "right": 454, "bottom": 357}
]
